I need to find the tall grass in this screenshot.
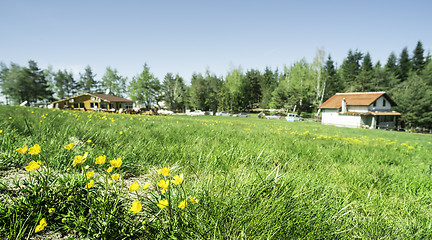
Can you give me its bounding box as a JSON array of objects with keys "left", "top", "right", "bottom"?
[{"left": 1, "top": 105, "right": 432, "bottom": 239}]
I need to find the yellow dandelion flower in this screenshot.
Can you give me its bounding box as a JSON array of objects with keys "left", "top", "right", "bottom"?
[
  {"left": 106, "top": 166, "right": 113, "bottom": 173},
  {"left": 157, "top": 199, "right": 169, "bottom": 209},
  {"left": 157, "top": 180, "right": 169, "bottom": 190},
  {"left": 110, "top": 158, "right": 122, "bottom": 168},
  {"left": 25, "top": 160, "right": 41, "bottom": 171},
  {"left": 28, "top": 144, "right": 41, "bottom": 155},
  {"left": 48, "top": 208, "right": 55, "bottom": 214},
  {"left": 9, "top": 117, "right": 12, "bottom": 119},
  {"left": 87, "top": 140, "right": 92, "bottom": 143},
  {"left": 157, "top": 167, "right": 169, "bottom": 177},
  {"left": 129, "top": 182, "right": 139, "bottom": 191},
  {"left": 67, "top": 196, "right": 73, "bottom": 200},
  {"left": 95, "top": 155, "right": 106, "bottom": 164},
  {"left": 34, "top": 218, "right": 47, "bottom": 233},
  {"left": 172, "top": 174, "right": 183, "bottom": 185},
  {"left": 143, "top": 183, "right": 150, "bottom": 190},
  {"left": 64, "top": 143, "right": 73, "bottom": 150},
  {"left": 111, "top": 174, "right": 120, "bottom": 180},
  {"left": 178, "top": 200, "right": 187, "bottom": 209},
  {"left": 129, "top": 199, "right": 142, "bottom": 214},
  {"left": 86, "top": 170, "right": 94, "bottom": 179},
  {"left": 161, "top": 189, "right": 166, "bottom": 194},
  {"left": 85, "top": 180, "right": 94, "bottom": 188},
  {"left": 0, "top": 130, "right": 2, "bottom": 133},
  {"left": 119, "top": 131, "right": 123, "bottom": 135},
  {"left": 16, "top": 145, "right": 28, "bottom": 154},
  {"left": 190, "top": 196, "right": 199, "bottom": 204},
  {"left": 72, "top": 155, "right": 85, "bottom": 167}
]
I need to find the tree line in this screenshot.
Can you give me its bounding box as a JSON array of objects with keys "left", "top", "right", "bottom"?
[{"left": 1, "top": 41, "right": 431, "bottom": 128}]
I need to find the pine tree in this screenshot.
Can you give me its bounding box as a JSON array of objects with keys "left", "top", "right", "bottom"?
[
  {"left": 357, "top": 52, "right": 373, "bottom": 92},
  {"left": 398, "top": 47, "right": 411, "bottom": 82},
  {"left": 412, "top": 40, "right": 425, "bottom": 74},
  {"left": 323, "top": 55, "right": 341, "bottom": 99},
  {"left": 101, "top": 67, "right": 127, "bottom": 97},
  {"left": 341, "top": 49, "right": 362, "bottom": 92},
  {"left": 79, "top": 65, "right": 96, "bottom": 93},
  {"left": 128, "top": 64, "right": 160, "bottom": 109}
]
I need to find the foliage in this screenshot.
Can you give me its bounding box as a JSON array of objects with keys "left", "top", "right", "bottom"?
[
  {"left": 161, "top": 73, "right": 186, "bottom": 111},
  {"left": 128, "top": 64, "right": 160, "bottom": 109},
  {"left": 101, "top": 67, "right": 127, "bottom": 97}
]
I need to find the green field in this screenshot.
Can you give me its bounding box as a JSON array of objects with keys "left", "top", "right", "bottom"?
[{"left": 1, "top": 106, "right": 432, "bottom": 239}]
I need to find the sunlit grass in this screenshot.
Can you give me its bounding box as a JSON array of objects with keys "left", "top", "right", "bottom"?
[{"left": 1, "top": 105, "right": 432, "bottom": 239}]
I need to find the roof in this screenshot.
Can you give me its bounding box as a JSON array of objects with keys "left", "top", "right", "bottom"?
[
  {"left": 341, "top": 111, "right": 402, "bottom": 116},
  {"left": 318, "top": 92, "right": 397, "bottom": 109},
  {"left": 52, "top": 93, "right": 133, "bottom": 104}
]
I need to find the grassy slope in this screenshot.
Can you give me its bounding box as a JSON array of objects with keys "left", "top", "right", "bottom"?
[{"left": 1, "top": 105, "right": 432, "bottom": 239}]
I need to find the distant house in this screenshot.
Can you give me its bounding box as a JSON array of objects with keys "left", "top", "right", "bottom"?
[
  {"left": 52, "top": 93, "right": 133, "bottom": 112},
  {"left": 318, "top": 92, "right": 401, "bottom": 129}
]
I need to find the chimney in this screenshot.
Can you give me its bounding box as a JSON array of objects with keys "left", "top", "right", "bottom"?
[{"left": 341, "top": 98, "right": 347, "bottom": 113}]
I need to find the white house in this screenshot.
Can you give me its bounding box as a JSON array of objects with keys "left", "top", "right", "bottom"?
[{"left": 318, "top": 92, "right": 401, "bottom": 129}]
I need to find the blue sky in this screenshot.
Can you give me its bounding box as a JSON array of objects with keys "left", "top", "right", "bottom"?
[{"left": 1, "top": 0, "right": 431, "bottom": 85}]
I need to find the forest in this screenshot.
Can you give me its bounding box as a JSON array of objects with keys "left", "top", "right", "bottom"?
[{"left": 1, "top": 41, "right": 431, "bottom": 128}]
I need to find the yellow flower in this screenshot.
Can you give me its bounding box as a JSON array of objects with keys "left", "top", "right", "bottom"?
[
  {"left": 72, "top": 155, "right": 85, "bottom": 167},
  {"left": 106, "top": 166, "right": 113, "bottom": 173},
  {"left": 64, "top": 143, "right": 73, "bottom": 150},
  {"left": 119, "top": 131, "right": 123, "bottom": 135},
  {"left": 48, "top": 208, "right": 55, "bottom": 214},
  {"left": 129, "top": 182, "right": 139, "bottom": 191},
  {"left": 157, "top": 180, "right": 169, "bottom": 190},
  {"left": 67, "top": 196, "right": 73, "bottom": 200},
  {"left": 111, "top": 174, "right": 120, "bottom": 180},
  {"left": 34, "top": 218, "right": 47, "bottom": 233},
  {"left": 0, "top": 130, "right": 2, "bottom": 133},
  {"left": 178, "top": 200, "right": 187, "bottom": 209},
  {"left": 161, "top": 189, "right": 166, "bottom": 194},
  {"left": 172, "top": 174, "right": 183, "bottom": 185},
  {"left": 110, "top": 158, "right": 122, "bottom": 168},
  {"left": 190, "top": 196, "right": 199, "bottom": 204},
  {"left": 28, "top": 144, "right": 41, "bottom": 155},
  {"left": 9, "top": 117, "right": 12, "bottom": 119},
  {"left": 129, "top": 199, "right": 142, "bottom": 214},
  {"left": 95, "top": 155, "right": 106, "bottom": 164},
  {"left": 25, "top": 160, "right": 41, "bottom": 171},
  {"left": 86, "top": 170, "right": 94, "bottom": 179},
  {"left": 157, "top": 199, "right": 169, "bottom": 209},
  {"left": 85, "top": 180, "right": 94, "bottom": 188},
  {"left": 16, "top": 145, "right": 28, "bottom": 154},
  {"left": 87, "top": 140, "right": 92, "bottom": 143},
  {"left": 157, "top": 167, "right": 169, "bottom": 177},
  {"left": 143, "top": 183, "right": 150, "bottom": 190}
]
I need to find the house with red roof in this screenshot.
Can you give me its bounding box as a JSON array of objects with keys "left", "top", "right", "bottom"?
[
  {"left": 318, "top": 92, "right": 401, "bottom": 129},
  {"left": 52, "top": 93, "right": 133, "bottom": 112}
]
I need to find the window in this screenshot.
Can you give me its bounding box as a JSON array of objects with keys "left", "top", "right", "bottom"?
[
  {"left": 373, "top": 101, "right": 376, "bottom": 107},
  {"left": 383, "top": 99, "right": 386, "bottom": 107}
]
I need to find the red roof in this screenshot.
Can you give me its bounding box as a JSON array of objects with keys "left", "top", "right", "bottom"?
[
  {"left": 90, "top": 93, "right": 133, "bottom": 103},
  {"left": 52, "top": 93, "right": 133, "bottom": 103},
  {"left": 318, "top": 92, "right": 396, "bottom": 109}
]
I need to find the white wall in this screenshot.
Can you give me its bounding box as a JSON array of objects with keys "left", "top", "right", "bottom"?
[
  {"left": 348, "top": 105, "right": 369, "bottom": 113},
  {"left": 322, "top": 110, "right": 362, "bottom": 128}
]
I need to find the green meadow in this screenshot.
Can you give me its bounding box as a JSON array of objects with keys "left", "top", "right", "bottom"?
[{"left": 1, "top": 105, "right": 432, "bottom": 239}]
